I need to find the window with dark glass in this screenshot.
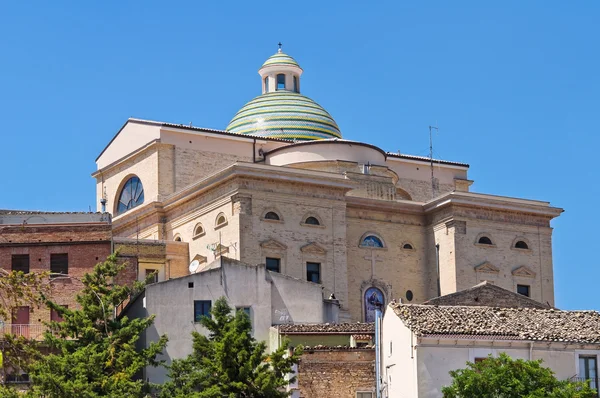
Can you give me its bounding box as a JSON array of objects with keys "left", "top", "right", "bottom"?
[
  {"left": 266, "top": 257, "right": 280, "bottom": 272},
  {"left": 264, "top": 76, "right": 269, "bottom": 92},
  {"left": 237, "top": 307, "right": 252, "bottom": 325},
  {"left": 293, "top": 76, "right": 298, "bottom": 92},
  {"left": 579, "top": 356, "right": 598, "bottom": 391},
  {"left": 478, "top": 236, "right": 493, "bottom": 245},
  {"left": 306, "top": 262, "right": 321, "bottom": 283},
  {"left": 517, "top": 284, "right": 530, "bottom": 297},
  {"left": 11, "top": 254, "right": 29, "bottom": 273},
  {"left": 515, "top": 240, "right": 529, "bottom": 249},
  {"left": 276, "top": 74, "right": 285, "bottom": 90},
  {"left": 403, "top": 243, "right": 413, "bottom": 250},
  {"left": 194, "top": 300, "right": 211, "bottom": 322},
  {"left": 305, "top": 216, "right": 320, "bottom": 226},
  {"left": 264, "top": 211, "right": 280, "bottom": 221},
  {"left": 117, "top": 176, "right": 144, "bottom": 215},
  {"left": 50, "top": 253, "right": 68, "bottom": 277},
  {"left": 361, "top": 235, "right": 384, "bottom": 248}
]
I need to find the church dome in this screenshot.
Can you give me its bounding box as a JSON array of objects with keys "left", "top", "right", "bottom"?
[
  {"left": 226, "top": 91, "right": 342, "bottom": 140},
  {"left": 226, "top": 45, "right": 342, "bottom": 141},
  {"left": 261, "top": 52, "right": 302, "bottom": 69}
]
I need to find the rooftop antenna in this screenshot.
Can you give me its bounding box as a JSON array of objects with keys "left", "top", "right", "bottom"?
[{"left": 429, "top": 125, "right": 439, "bottom": 199}]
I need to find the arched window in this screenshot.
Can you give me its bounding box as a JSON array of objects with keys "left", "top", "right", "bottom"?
[
  {"left": 364, "top": 287, "right": 384, "bottom": 322},
  {"left": 264, "top": 211, "right": 280, "bottom": 221},
  {"left": 361, "top": 235, "right": 384, "bottom": 248},
  {"left": 478, "top": 236, "right": 493, "bottom": 245},
  {"left": 293, "top": 76, "right": 298, "bottom": 92},
  {"left": 515, "top": 240, "right": 529, "bottom": 249},
  {"left": 402, "top": 243, "right": 414, "bottom": 250},
  {"left": 305, "top": 216, "right": 320, "bottom": 226},
  {"left": 276, "top": 74, "right": 285, "bottom": 90},
  {"left": 264, "top": 76, "right": 269, "bottom": 92},
  {"left": 174, "top": 235, "right": 182, "bottom": 242},
  {"left": 117, "top": 176, "right": 144, "bottom": 215},
  {"left": 215, "top": 213, "right": 227, "bottom": 228},
  {"left": 193, "top": 223, "right": 204, "bottom": 237}
]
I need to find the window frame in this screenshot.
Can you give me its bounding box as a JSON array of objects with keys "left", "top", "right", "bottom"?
[
  {"left": 116, "top": 176, "right": 145, "bottom": 215},
  {"left": 356, "top": 392, "right": 374, "bottom": 398},
  {"left": 11, "top": 254, "right": 30, "bottom": 274},
  {"left": 516, "top": 284, "right": 531, "bottom": 297},
  {"left": 215, "top": 213, "right": 228, "bottom": 229},
  {"left": 50, "top": 253, "right": 68, "bottom": 278},
  {"left": 264, "top": 76, "right": 269, "bottom": 92},
  {"left": 359, "top": 233, "right": 385, "bottom": 249},
  {"left": 193, "top": 223, "right": 205, "bottom": 239},
  {"left": 266, "top": 257, "right": 281, "bottom": 273},
  {"left": 306, "top": 262, "right": 321, "bottom": 284},
  {"left": 475, "top": 233, "right": 496, "bottom": 247},
  {"left": 276, "top": 74, "right": 286, "bottom": 90},
  {"left": 193, "top": 300, "right": 212, "bottom": 323}
]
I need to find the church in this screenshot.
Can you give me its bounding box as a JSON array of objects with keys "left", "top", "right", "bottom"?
[{"left": 94, "top": 46, "right": 563, "bottom": 323}]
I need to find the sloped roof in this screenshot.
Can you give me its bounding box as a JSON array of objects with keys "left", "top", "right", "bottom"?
[
  {"left": 424, "top": 281, "right": 550, "bottom": 309},
  {"left": 391, "top": 303, "right": 600, "bottom": 344},
  {"left": 278, "top": 322, "right": 374, "bottom": 334}
]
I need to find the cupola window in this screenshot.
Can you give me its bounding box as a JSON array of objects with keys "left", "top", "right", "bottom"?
[
  {"left": 116, "top": 176, "right": 144, "bottom": 215},
  {"left": 276, "top": 74, "right": 285, "bottom": 90},
  {"left": 293, "top": 76, "right": 298, "bottom": 92},
  {"left": 264, "top": 76, "right": 269, "bottom": 92}
]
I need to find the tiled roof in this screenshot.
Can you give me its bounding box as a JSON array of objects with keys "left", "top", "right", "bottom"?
[
  {"left": 278, "top": 323, "right": 374, "bottom": 334},
  {"left": 392, "top": 303, "right": 600, "bottom": 344},
  {"left": 303, "top": 345, "right": 374, "bottom": 351}
]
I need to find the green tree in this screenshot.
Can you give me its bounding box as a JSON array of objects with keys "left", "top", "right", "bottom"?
[
  {"left": 25, "top": 254, "right": 167, "bottom": 398},
  {"left": 442, "top": 352, "right": 597, "bottom": 398},
  {"left": 160, "top": 297, "right": 302, "bottom": 398}
]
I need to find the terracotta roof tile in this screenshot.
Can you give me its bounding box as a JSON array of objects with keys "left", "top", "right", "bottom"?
[
  {"left": 392, "top": 304, "right": 600, "bottom": 344},
  {"left": 277, "top": 322, "right": 374, "bottom": 334}
]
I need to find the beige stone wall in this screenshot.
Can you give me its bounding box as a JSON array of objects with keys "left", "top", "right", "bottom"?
[{"left": 346, "top": 207, "right": 429, "bottom": 321}]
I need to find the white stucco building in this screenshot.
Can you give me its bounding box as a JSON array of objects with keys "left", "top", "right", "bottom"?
[{"left": 382, "top": 289, "right": 600, "bottom": 398}]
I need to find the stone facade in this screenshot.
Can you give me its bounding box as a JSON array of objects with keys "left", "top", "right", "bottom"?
[
  {"left": 95, "top": 119, "right": 562, "bottom": 323},
  {"left": 296, "top": 349, "right": 375, "bottom": 398}
]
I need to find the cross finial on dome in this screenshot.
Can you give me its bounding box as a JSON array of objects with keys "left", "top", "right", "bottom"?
[{"left": 278, "top": 42, "right": 282, "bottom": 53}]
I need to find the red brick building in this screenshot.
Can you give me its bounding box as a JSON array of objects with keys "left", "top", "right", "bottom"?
[{"left": 0, "top": 210, "right": 113, "bottom": 339}]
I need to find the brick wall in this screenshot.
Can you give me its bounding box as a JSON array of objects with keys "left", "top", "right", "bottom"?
[{"left": 297, "top": 349, "right": 375, "bottom": 398}]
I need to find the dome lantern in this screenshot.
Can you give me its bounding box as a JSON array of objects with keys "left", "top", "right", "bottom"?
[{"left": 258, "top": 43, "right": 303, "bottom": 94}]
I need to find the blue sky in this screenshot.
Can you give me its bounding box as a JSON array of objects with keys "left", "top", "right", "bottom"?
[{"left": 0, "top": 2, "right": 598, "bottom": 310}]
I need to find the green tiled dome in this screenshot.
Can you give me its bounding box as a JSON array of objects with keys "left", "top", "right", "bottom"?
[
  {"left": 226, "top": 91, "right": 341, "bottom": 140},
  {"left": 261, "top": 52, "right": 301, "bottom": 69}
]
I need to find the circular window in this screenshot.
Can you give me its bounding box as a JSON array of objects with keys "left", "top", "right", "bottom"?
[{"left": 406, "top": 290, "right": 414, "bottom": 301}]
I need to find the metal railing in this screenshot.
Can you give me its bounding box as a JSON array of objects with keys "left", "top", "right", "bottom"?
[
  {"left": 0, "top": 324, "right": 47, "bottom": 340},
  {"left": 571, "top": 377, "right": 599, "bottom": 396}
]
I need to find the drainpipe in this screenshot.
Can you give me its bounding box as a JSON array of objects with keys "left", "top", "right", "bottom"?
[
  {"left": 375, "top": 306, "right": 382, "bottom": 398},
  {"left": 435, "top": 244, "right": 441, "bottom": 297}
]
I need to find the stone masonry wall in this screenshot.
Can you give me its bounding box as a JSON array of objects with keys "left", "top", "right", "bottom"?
[{"left": 297, "top": 349, "right": 375, "bottom": 398}]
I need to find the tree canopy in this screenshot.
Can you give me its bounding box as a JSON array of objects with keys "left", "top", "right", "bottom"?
[
  {"left": 23, "top": 253, "right": 167, "bottom": 398},
  {"left": 442, "top": 353, "right": 597, "bottom": 398},
  {"left": 160, "top": 297, "right": 302, "bottom": 398}
]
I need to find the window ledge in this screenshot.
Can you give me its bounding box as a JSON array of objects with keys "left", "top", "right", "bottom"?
[
  {"left": 300, "top": 222, "right": 325, "bottom": 228},
  {"left": 359, "top": 245, "right": 387, "bottom": 251},
  {"left": 474, "top": 243, "right": 497, "bottom": 249},
  {"left": 262, "top": 218, "right": 284, "bottom": 224},
  {"left": 214, "top": 221, "right": 228, "bottom": 230},
  {"left": 511, "top": 247, "right": 532, "bottom": 253},
  {"left": 192, "top": 232, "right": 206, "bottom": 240}
]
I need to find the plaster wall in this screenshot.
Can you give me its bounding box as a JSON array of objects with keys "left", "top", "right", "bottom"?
[
  {"left": 96, "top": 122, "right": 161, "bottom": 169},
  {"left": 266, "top": 142, "right": 385, "bottom": 167},
  {"left": 382, "top": 307, "right": 417, "bottom": 398}
]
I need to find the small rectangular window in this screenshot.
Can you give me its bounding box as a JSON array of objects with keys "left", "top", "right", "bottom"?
[
  {"left": 51, "top": 306, "right": 67, "bottom": 323},
  {"left": 357, "top": 392, "right": 373, "bottom": 398},
  {"left": 145, "top": 269, "right": 158, "bottom": 284},
  {"left": 237, "top": 307, "right": 252, "bottom": 326},
  {"left": 194, "top": 300, "right": 211, "bottom": 322},
  {"left": 293, "top": 76, "right": 298, "bottom": 92},
  {"left": 474, "top": 357, "right": 486, "bottom": 364},
  {"left": 306, "top": 262, "right": 321, "bottom": 283},
  {"left": 276, "top": 74, "right": 285, "bottom": 90},
  {"left": 50, "top": 253, "right": 68, "bottom": 277},
  {"left": 266, "top": 257, "right": 280, "bottom": 273},
  {"left": 11, "top": 254, "right": 29, "bottom": 273},
  {"left": 517, "top": 284, "right": 530, "bottom": 297},
  {"left": 264, "top": 76, "right": 269, "bottom": 92}
]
